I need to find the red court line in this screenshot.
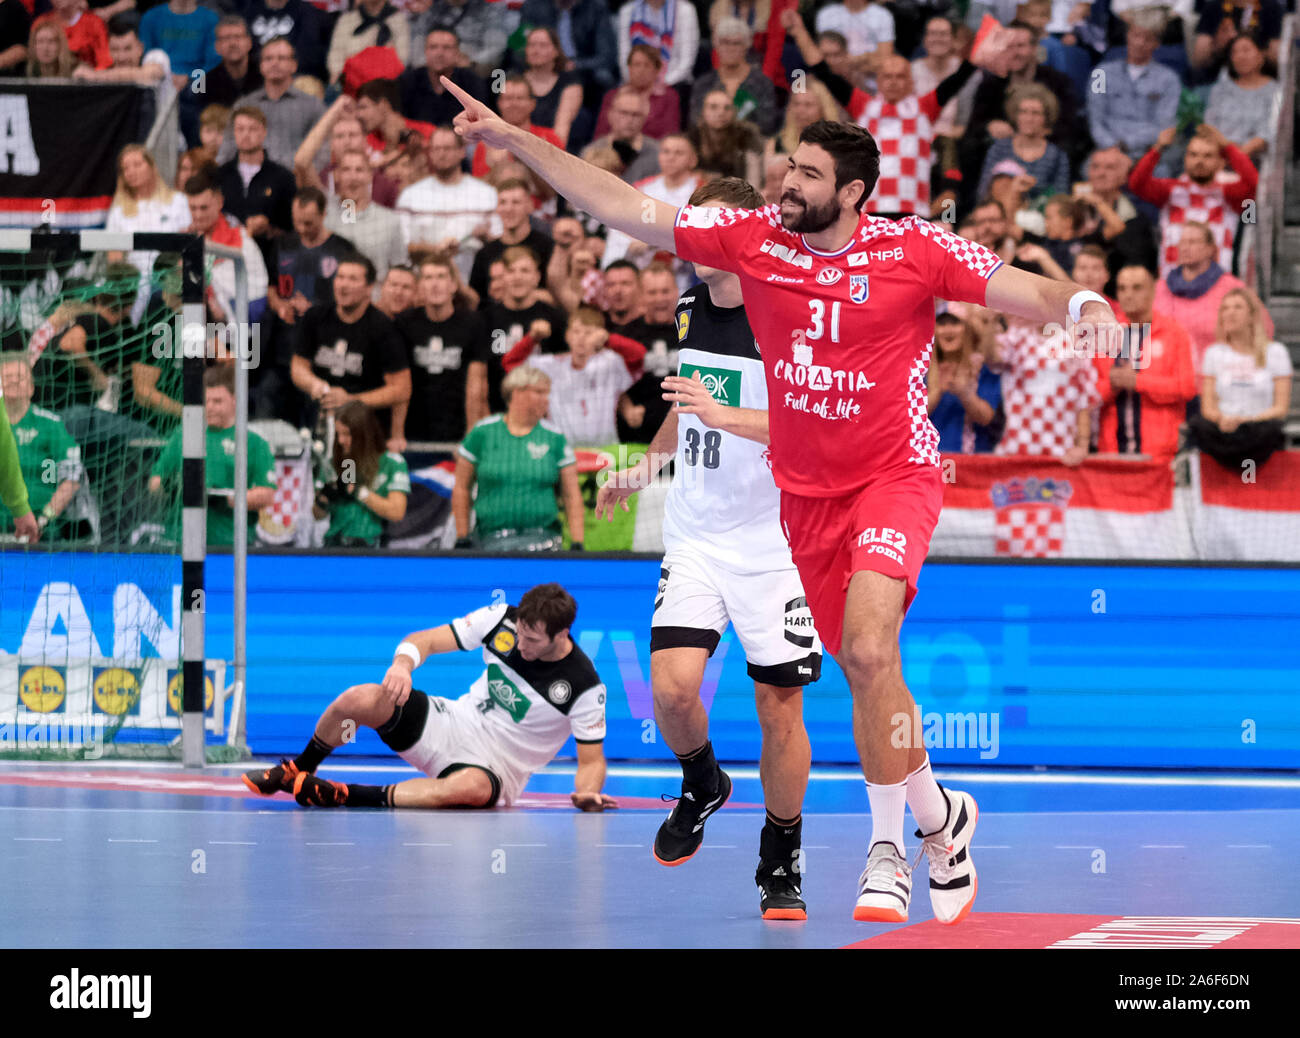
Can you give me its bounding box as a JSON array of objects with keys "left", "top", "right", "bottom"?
[
  {"left": 844, "top": 913, "right": 1300, "bottom": 949},
  {"left": 0, "top": 767, "right": 759, "bottom": 810}
]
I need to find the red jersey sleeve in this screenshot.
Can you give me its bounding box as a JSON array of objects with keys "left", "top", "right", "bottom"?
[
  {"left": 907, "top": 218, "right": 1003, "bottom": 305},
  {"left": 672, "top": 203, "right": 780, "bottom": 273}
]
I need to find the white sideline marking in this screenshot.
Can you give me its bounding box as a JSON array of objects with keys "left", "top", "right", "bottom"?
[
  {"left": 208, "top": 840, "right": 256, "bottom": 845},
  {"left": 13, "top": 837, "right": 62, "bottom": 842}
]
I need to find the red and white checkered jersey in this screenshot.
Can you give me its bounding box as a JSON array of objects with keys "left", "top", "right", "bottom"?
[
  {"left": 526, "top": 350, "right": 634, "bottom": 447},
  {"left": 673, "top": 205, "right": 1003, "bottom": 497},
  {"left": 993, "top": 319, "right": 1101, "bottom": 458},
  {"left": 1159, "top": 177, "right": 1236, "bottom": 277},
  {"left": 845, "top": 92, "right": 941, "bottom": 215}
]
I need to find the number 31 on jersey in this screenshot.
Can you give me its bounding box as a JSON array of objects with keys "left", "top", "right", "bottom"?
[{"left": 807, "top": 300, "right": 841, "bottom": 343}]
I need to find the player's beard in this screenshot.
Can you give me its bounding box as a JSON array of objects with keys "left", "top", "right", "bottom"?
[{"left": 781, "top": 191, "right": 840, "bottom": 234}]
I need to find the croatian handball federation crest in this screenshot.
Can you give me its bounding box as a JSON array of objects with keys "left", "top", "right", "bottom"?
[
  {"left": 850, "top": 274, "right": 869, "bottom": 303},
  {"left": 991, "top": 477, "right": 1072, "bottom": 558}
]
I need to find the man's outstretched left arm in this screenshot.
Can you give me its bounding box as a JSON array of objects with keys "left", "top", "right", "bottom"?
[{"left": 984, "top": 263, "right": 1119, "bottom": 335}]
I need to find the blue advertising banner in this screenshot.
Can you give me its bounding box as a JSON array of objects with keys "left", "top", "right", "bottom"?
[{"left": 2, "top": 552, "right": 1297, "bottom": 767}]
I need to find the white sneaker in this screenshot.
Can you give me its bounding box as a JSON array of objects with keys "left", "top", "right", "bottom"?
[
  {"left": 853, "top": 841, "right": 912, "bottom": 922},
  {"left": 914, "top": 785, "right": 978, "bottom": 925}
]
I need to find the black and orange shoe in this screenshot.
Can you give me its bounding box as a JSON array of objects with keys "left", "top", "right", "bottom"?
[
  {"left": 756, "top": 856, "right": 808, "bottom": 921},
  {"left": 293, "top": 771, "right": 349, "bottom": 807},
  {"left": 652, "top": 769, "right": 732, "bottom": 866},
  {"left": 241, "top": 758, "right": 301, "bottom": 796}
]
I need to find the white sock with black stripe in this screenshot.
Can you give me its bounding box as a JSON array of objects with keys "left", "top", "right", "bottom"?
[
  {"left": 865, "top": 777, "right": 907, "bottom": 853},
  {"left": 905, "top": 757, "right": 949, "bottom": 835}
]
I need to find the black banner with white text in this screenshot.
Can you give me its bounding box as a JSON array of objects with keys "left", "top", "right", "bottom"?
[{"left": 0, "top": 84, "right": 145, "bottom": 228}]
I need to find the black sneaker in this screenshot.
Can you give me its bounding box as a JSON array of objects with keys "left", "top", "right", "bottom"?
[
  {"left": 652, "top": 769, "right": 732, "bottom": 866},
  {"left": 293, "top": 771, "right": 349, "bottom": 807},
  {"left": 756, "top": 855, "right": 807, "bottom": 920},
  {"left": 241, "top": 758, "right": 301, "bottom": 796}
]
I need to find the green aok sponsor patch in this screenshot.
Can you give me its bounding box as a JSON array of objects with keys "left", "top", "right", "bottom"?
[
  {"left": 678, "top": 363, "right": 740, "bottom": 407},
  {"left": 486, "top": 663, "right": 530, "bottom": 722}
]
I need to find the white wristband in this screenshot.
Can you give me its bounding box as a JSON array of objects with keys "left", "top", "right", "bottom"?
[
  {"left": 1068, "top": 290, "right": 1109, "bottom": 324},
  {"left": 357, "top": 486, "right": 371, "bottom": 502},
  {"left": 394, "top": 641, "right": 421, "bottom": 668}
]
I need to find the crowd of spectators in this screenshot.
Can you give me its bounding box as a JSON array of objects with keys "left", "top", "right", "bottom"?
[{"left": 1, "top": 0, "right": 1296, "bottom": 550}]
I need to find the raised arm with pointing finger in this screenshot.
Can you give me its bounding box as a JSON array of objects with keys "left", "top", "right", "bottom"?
[{"left": 442, "top": 76, "right": 680, "bottom": 253}]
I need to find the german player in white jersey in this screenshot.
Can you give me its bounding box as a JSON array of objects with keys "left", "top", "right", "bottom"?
[
  {"left": 439, "top": 76, "right": 1122, "bottom": 923},
  {"left": 598, "top": 176, "right": 824, "bottom": 921},
  {"left": 243, "top": 583, "right": 617, "bottom": 811}
]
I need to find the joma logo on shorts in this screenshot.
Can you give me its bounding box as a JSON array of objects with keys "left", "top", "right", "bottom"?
[{"left": 856, "top": 527, "right": 907, "bottom": 564}]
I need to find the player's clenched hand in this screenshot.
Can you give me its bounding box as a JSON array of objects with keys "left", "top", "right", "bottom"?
[
  {"left": 571, "top": 791, "right": 618, "bottom": 812},
  {"left": 380, "top": 664, "right": 413, "bottom": 707},
  {"left": 663, "top": 372, "right": 724, "bottom": 427},
  {"left": 441, "top": 76, "right": 510, "bottom": 147}
]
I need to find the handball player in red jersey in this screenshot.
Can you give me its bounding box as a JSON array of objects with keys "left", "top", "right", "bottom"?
[{"left": 439, "top": 77, "right": 1122, "bottom": 925}]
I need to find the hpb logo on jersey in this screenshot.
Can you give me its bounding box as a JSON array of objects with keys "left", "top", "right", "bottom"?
[
  {"left": 991, "top": 477, "right": 1073, "bottom": 558},
  {"left": 679, "top": 362, "right": 740, "bottom": 407},
  {"left": 487, "top": 664, "right": 530, "bottom": 723},
  {"left": 850, "top": 274, "right": 870, "bottom": 303}
]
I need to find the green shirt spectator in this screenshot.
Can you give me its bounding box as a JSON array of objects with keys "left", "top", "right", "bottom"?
[
  {"left": 0, "top": 384, "right": 33, "bottom": 534},
  {"left": 148, "top": 365, "right": 277, "bottom": 546},
  {"left": 313, "top": 402, "right": 410, "bottom": 547},
  {"left": 453, "top": 365, "right": 585, "bottom": 551},
  {"left": 1, "top": 352, "right": 80, "bottom": 537}
]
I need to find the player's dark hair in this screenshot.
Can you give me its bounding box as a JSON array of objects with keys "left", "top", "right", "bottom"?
[
  {"left": 935, "top": 312, "right": 963, "bottom": 327},
  {"left": 357, "top": 78, "right": 402, "bottom": 112},
  {"left": 689, "top": 175, "right": 763, "bottom": 209},
  {"left": 797, "top": 121, "right": 880, "bottom": 213},
  {"left": 603, "top": 259, "right": 640, "bottom": 278},
  {"left": 517, "top": 583, "right": 577, "bottom": 638},
  {"left": 203, "top": 364, "right": 235, "bottom": 394},
  {"left": 972, "top": 196, "right": 1007, "bottom": 220},
  {"left": 337, "top": 251, "right": 376, "bottom": 284},
  {"left": 294, "top": 186, "right": 327, "bottom": 213}
]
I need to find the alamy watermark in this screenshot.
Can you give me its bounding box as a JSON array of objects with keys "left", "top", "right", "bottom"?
[
  {"left": 891, "top": 703, "right": 1000, "bottom": 760},
  {"left": 151, "top": 318, "right": 261, "bottom": 370},
  {"left": 0, "top": 719, "right": 104, "bottom": 759}
]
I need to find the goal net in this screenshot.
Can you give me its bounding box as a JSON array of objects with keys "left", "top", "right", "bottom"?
[{"left": 0, "top": 230, "right": 243, "bottom": 761}]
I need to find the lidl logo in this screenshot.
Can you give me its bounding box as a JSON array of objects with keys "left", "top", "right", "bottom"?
[
  {"left": 678, "top": 363, "right": 740, "bottom": 407},
  {"left": 18, "top": 665, "right": 66, "bottom": 713},
  {"left": 487, "top": 664, "right": 530, "bottom": 723},
  {"left": 92, "top": 667, "right": 142, "bottom": 717},
  {"left": 166, "top": 669, "right": 217, "bottom": 716},
  {"left": 492, "top": 629, "right": 516, "bottom": 655},
  {"left": 676, "top": 310, "right": 690, "bottom": 341}
]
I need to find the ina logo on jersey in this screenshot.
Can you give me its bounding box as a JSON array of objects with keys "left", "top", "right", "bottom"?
[{"left": 678, "top": 362, "right": 740, "bottom": 407}]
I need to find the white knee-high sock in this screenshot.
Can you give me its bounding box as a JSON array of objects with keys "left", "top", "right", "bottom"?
[
  {"left": 905, "top": 756, "right": 949, "bottom": 835},
  {"left": 865, "top": 778, "right": 908, "bottom": 853}
]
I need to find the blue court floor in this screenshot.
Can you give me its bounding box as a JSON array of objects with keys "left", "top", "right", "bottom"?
[{"left": 2, "top": 759, "right": 1298, "bottom": 948}]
